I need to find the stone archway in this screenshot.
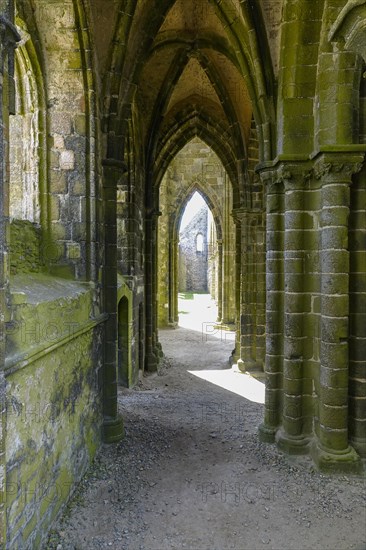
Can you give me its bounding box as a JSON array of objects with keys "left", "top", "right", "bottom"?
[{"left": 157, "top": 138, "right": 236, "bottom": 334}]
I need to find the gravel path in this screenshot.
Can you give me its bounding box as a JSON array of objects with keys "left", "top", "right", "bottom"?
[{"left": 47, "top": 298, "right": 366, "bottom": 550}]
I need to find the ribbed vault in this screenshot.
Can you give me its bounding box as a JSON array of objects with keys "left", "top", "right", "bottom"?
[{"left": 103, "top": 0, "right": 278, "bottom": 171}]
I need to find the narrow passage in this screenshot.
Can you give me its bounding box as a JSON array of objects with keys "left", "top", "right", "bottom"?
[{"left": 49, "top": 295, "right": 365, "bottom": 550}]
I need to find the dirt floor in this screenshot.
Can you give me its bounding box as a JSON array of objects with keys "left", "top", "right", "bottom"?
[{"left": 47, "top": 295, "right": 366, "bottom": 550}]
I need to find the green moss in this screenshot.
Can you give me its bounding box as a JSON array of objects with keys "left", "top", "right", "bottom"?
[
  {"left": 10, "top": 221, "right": 45, "bottom": 275},
  {"left": 6, "top": 280, "right": 102, "bottom": 547}
]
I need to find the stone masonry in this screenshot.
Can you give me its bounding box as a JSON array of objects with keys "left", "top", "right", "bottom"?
[
  {"left": 0, "top": 0, "right": 365, "bottom": 546},
  {"left": 178, "top": 206, "right": 209, "bottom": 293}
]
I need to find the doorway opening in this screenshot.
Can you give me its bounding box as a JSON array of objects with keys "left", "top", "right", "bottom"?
[
  {"left": 177, "top": 191, "right": 218, "bottom": 328},
  {"left": 178, "top": 191, "right": 216, "bottom": 295}
]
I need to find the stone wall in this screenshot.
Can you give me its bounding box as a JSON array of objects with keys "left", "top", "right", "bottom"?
[
  {"left": 178, "top": 207, "right": 208, "bottom": 293},
  {"left": 116, "top": 108, "right": 146, "bottom": 383},
  {"left": 5, "top": 275, "right": 103, "bottom": 548},
  {"left": 0, "top": 6, "right": 365, "bottom": 549}
]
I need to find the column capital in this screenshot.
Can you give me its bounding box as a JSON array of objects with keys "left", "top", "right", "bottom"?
[
  {"left": 256, "top": 160, "right": 314, "bottom": 192},
  {"left": 146, "top": 209, "right": 161, "bottom": 232},
  {"left": 146, "top": 209, "right": 162, "bottom": 221},
  {"left": 102, "top": 158, "right": 128, "bottom": 188},
  {"left": 231, "top": 207, "right": 247, "bottom": 225},
  {"left": 313, "top": 151, "right": 365, "bottom": 183},
  {"left": 231, "top": 207, "right": 263, "bottom": 225}
]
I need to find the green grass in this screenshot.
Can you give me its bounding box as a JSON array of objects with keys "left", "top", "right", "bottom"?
[
  {"left": 178, "top": 292, "right": 194, "bottom": 300},
  {"left": 178, "top": 291, "right": 210, "bottom": 299}
]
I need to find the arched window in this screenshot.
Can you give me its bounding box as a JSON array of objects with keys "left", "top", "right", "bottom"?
[
  {"left": 10, "top": 40, "right": 41, "bottom": 223},
  {"left": 196, "top": 233, "right": 204, "bottom": 252},
  {"left": 8, "top": 19, "right": 47, "bottom": 276}
]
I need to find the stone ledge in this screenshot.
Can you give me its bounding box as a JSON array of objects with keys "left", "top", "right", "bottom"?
[{"left": 5, "top": 313, "right": 108, "bottom": 376}]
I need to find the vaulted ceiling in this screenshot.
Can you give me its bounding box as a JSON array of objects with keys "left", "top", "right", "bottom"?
[{"left": 94, "top": 0, "right": 283, "bottom": 182}]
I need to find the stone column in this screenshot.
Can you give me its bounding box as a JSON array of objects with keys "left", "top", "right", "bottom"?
[
  {"left": 217, "top": 239, "right": 223, "bottom": 322},
  {"left": 145, "top": 211, "right": 160, "bottom": 371},
  {"left": 258, "top": 168, "right": 285, "bottom": 443},
  {"left": 233, "top": 209, "right": 249, "bottom": 370},
  {"left": 233, "top": 207, "right": 264, "bottom": 373},
  {"left": 349, "top": 165, "right": 366, "bottom": 457},
  {"left": 0, "top": 10, "right": 20, "bottom": 544},
  {"left": 145, "top": 214, "right": 157, "bottom": 371},
  {"left": 101, "top": 160, "right": 125, "bottom": 443},
  {"left": 232, "top": 217, "right": 241, "bottom": 363},
  {"left": 168, "top": 237, "right": 178, "bottom": 327},
  {"left": 311, "top": 153, "right": 364, "bottom": 473},
  {"left": 255, "top": 211, "right": 266, "bottom": 368},
  {"left": 236, "top": 209, "right": 249, "bottom": 370},
  {"left": 172, "top": 238, "right": 179, "bottom": 325},
  {"left": 153, "top": 213, "right": 163, "bottom": 360},
  {"left": 276, "top": 165, "right": 313, "bottom": 454},
  {"left": 168, "top": 238, "right": 173, "bottom": 325}
]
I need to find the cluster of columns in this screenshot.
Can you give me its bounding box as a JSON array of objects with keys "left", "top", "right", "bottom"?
[{"left": 258, "top": 153, "right": 365, "bottom": 472}]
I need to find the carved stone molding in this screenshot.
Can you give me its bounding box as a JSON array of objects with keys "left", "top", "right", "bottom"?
[{"left": 314, "top": 154, "right": 364, "bottom": 182}]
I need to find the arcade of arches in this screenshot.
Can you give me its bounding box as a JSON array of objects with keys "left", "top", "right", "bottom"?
[{"left": 0, "top": 0, "right": 365, "bottom": 546}]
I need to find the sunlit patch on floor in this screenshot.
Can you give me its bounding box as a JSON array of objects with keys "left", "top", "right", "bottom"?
[{"left": 188, "top": 367, "right": 265, "bottom": 404}]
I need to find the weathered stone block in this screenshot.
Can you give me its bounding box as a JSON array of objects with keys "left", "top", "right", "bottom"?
[
  {"left": 350, "top": 403, "right": 366, "bottom": 425},
  {"left": 59, "top": 150, "right": 75, "bottom": 170},
  {"left": 322, "top": 185, "right": 350, "bottom": 208},
  {"left": 320, "top": 366, "right": 348, "bottom": 389},
  {"left": 349, "top": 378, "right": 366, "bottom": 398},
  {"left": 321, "top": 250, "right": 349, "bottom": 274},
  {"left": 321, "top": 273, "right": 349, "bottom": 295},
  {"left": 321, "top": 316, "right": 348, "bottom": 343},
  {"left": 50, "top": 170, "right": 68, "bottom": 193},
  {"left": 321, "top": 294, "right": 349, "bottom": 317},
  {"left": 321, "top": 226, "right": 348, "bottom": 250}
]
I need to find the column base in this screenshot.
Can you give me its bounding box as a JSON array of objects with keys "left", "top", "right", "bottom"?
[
  {"left": 237, "top": 359, "right": 263, "bottom": 373},
  {"left": 145, "top": 351, "right": 158, "bottom": 372},
  {"left": 103, "top": 415, "right": 125, "bottom": 443},
  {"left": 222, "top": 321, "right": 236, "bottom": 330},
  {"left": 155, "top": 342, "right": 164, "bottom": 359},
  {"left": 349, "top": 436, "right": 366, "bottom": 459},
  {"left": 311, "top": 440, "right": 363, "bottom": 474},
  {"left": 276, "top": 428, "right": 311, "bottom": 455},
  {"left": 258, "top": 422, "right": 278, "bottom": 443}
]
